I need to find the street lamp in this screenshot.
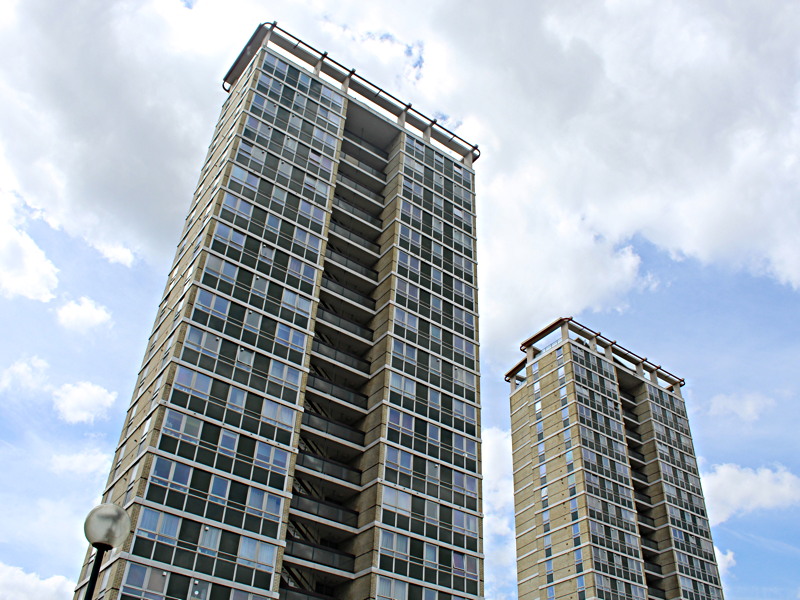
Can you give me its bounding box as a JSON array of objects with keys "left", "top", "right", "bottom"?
[{"left": 82, "top": 503, "right": 131, "bottom": 600}]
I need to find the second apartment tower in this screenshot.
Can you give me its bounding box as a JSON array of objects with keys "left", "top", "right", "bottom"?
[{"left": 75, "top": 23, "right": 482, "bottom": 600}]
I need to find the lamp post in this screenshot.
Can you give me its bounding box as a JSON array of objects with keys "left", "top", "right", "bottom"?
[{"left": 82, "top": 503, "right": 131, "bottom": 600}]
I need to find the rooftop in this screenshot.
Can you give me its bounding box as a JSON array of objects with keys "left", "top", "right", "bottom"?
[
  {"left": 505, "top": 316, "right": 685, "bottom": 391},
  {"left": 223, "top": 22, "right": 480, "bottom": 164}
]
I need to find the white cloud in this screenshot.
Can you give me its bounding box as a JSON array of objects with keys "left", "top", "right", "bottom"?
[
  {"left": 702, "top": 463, "right": 800, "bottom": 525},
  {"left": 714, "top": 546, "right": 735, "bottom": 579},
  {"left": 0, "top": 189, "right": 58, "bottom": 302},
  {"left": 0, "top": 356, "right": 49, "bottom": 392},
  {"left": 51, "top": 449, "right": 111, "bottom": 477},
  {"left": 52, "top": 381, "right": 117, "bottom": 424},
  {"left": 0, "top": 562, "right": 74, "bottom": 600},
  {"left": 56, "top": 297, "right": 112, "bottom": 332},
  {"left": 708, "top": 391, "right": 775, "bottom": 422},
  {"left": 94, "top": 242, "right": 135, "bottom": 267}
]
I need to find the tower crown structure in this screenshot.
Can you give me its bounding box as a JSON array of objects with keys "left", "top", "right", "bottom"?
[
  {"left": 75, "top": 23, "right": 482, "bottom": 600},
  {"left": 507, "top": 318, "right": 724, "bottom": 600}
]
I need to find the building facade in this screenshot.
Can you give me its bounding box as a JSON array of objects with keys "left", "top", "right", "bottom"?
[
  {"left": 506, "top": 318, "right": 723, "bottom": 600},
  {"left": 74, "top": 23, "right": 482, "bottom": 600}
]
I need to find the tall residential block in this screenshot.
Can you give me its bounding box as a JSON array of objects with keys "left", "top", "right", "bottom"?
[
  {"left": 506, "top": 318, "right": 723, "bottom": 600},
  {"left": 74, "top": 23, "right": 482, "bottom": 600}
]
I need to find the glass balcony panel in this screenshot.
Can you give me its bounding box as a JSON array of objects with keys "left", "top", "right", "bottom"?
[
  {"left": 316, "top": 307, "right": 372, "bottom": 340},
  {"left": 302, "top": 411, "right": 365, "bottom": 446},
  {"left": 306, "top": 374, "right": 368, "bottom": 409},
  {"left": 312, "top": 340, "right": 370, "bottom": 374},
  {"left": 290, "top": 493, "right": 358, "bottom": 528},
  {"left": 328, "top": 221, "right": 380, "bottom": 254},
  {"left": 296, "top": 451, "right": 361, "bottom": 485},
  {"left": 332, "top": 195, "right": 381, "bottom": 228},
  {"left": 340, "top": 151, "right": 386, "bottom": 181},
  {"left": 285, "top": 539, "right": 355, "bottom": 572},
  {"left": 325, "top": 249, "right": 377, "bottom": 281},
  {"left": 335, "top": 172, "right": 383, "bottom": 204},
  {"left": 320, "top": 277, "right": 375, "bottom": 311},
  {"left": 342, "top": 129, "right": 389, "bottom": 160}
]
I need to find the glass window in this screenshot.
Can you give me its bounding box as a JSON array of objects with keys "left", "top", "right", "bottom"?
[
  {"left": 151, "top": 456, "right": 191, "bottom": 492},
  {"left": 205, "top": 254, "right": 237, "bottom": 284},
  {"left": 138, "top": 507, "right": 179, "bottom": 543},
  {"left": 383, "top": 486, "right": 412, "bottom": 516},
  {"left": 395, "top": 307, "right": 419, "bottom": 332},
  {"left": 377, "top": 575, "right": 408, "bottom": 600},
  {"left": 254, "top": 442, "right": 289, "bottom": 474},
  {"left": 386, "top": 446, "right": 413, "bottom": 475},
  {"left": 163, "top": 409, "right": 201, "bottom": 442},
  {"left": 397, "top": 278, "right": 420, "bottom": 301},
  {"left": 238, "top": 536, "right": 277, "bottom": 570}
]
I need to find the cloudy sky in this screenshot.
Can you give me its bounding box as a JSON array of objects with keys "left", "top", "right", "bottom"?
[{"left": 1, "top": 0, "right": 799, "bottom": 598}]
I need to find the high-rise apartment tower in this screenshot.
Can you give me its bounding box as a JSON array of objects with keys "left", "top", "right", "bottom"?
[
  {"left": 506, "top": 318, "right": 723, "bottom": 600},
  {"left": 74, "top": 23, "right": 482, "bottom": 600}
]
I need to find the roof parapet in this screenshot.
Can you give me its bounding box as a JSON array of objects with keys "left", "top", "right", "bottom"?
[{"left": 223, "top": 22, "right": 479, "bottom": 164}]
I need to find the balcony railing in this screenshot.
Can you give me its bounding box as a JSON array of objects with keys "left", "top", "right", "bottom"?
[
  {"left": 343, "top": 129, "right": 388, "bottom": 160},
  {"left": 296, "top": 451, "right": 361, "bottom": 485},
  {"left": 641, "top": 537, "right": 660, "bottom": 552},
  {"left": 644, "top": 561, "right": 663, "bottom": 575},
  {"left": 320, "top": 277, "right": 375, "bottom": 311},
  {"left": 328, "top": 221, "right": 380, "bottom": 254},
  {"left": 280, "top": 585, "right": 336, "bottom": 600},
  {"left": 637, "top": 514, "right": 656, "bottom": 528},
  {"left": 306, "top": 374, "right": 368, "bottom": 410},
  {"left": 623, "top": 409, "right": 638, "bottom": 421},
  {"left": 285, "top": 538, "right": 355, "bottom": 573},
  {"left": 291, "top": 493, "right": 358, "bottom": 528},
  {"left": 647, "top": 587, "right": 667, "bottom": 600},
  {"left": 325, "top": 249, "right": 378, "bottom": 281},
  {"left": 312, "top": 340, "right": 370, "bottom": 374},
  {"left": 332, "top": 195, "right": 381, "bottom": 228},
  {"left": 340, "top": 151, "right": 386, "bottom": 181},
  {"left": 629, "top": 448, "right": 646, "bottom": 463},
  {"left": 336, "top": 172, "right": 383, "bottom": 204},
  {"left": 317, "top": 307, "right": 372, "bottom": 340},
  {"left": 625, "top": 428, "right": 643, "bottom": 442},
  {"left": 302, "top": 411, "right": 365, "bottom": 446}
]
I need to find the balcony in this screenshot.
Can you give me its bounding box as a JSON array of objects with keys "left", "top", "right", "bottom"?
[
  {"left": 312, "top": 340, "right": 370, "bottom": 376},
  {"left": 644, "top": 561, "right": 663, "bottom": 575},
  {"left": 641, "top": 537, "right": 660, "bottom": 552},
  {"left": 637, "top": 513, "right": 657, "bottom": 531},
  {"left": 647, "top": 587, "right": 666, "bottom": 600},
  {"left": 316, "top": 307, "right": 372, "bottom": 343},
  {"left": 280, "top": 585, "right": 336, "bottom": 600},
  {"left": 284, "top": 538, "right": 355, "bottom": 575},
  {"left": 342, "top": 129, "right": 389, "bottom": 161},
  {"left": 631, "top": 470, "right": 649, "bottom": 487},
  {"left": 332, "top": 195, "right": 381, "bottom": 229},
  {"left": 625, "top": 428, "right": 643, "bottom": 443},
  {"left": 306, "top": 374, "right": 368, "bottom": 411},
  {"left": 295, "top": 451, "right": 361, "bottom": 486},
  {"left": 335, "top": 172, "right": 383, "bottom": 206},
  {"left": 320, "top": 277, "right": 375, "bottom": 313},
  {"left": 302, "top": 411, "right": 365, "bottom": 447},
  {"left": 623, "top": 408, "right": 638, "bottom": 423},
  {"left": 291, "top": 493, "right": 358, "bottom": 528},
  {"left": 628, "top": 448, "right": 647, "bottom": 466},
  {"left": 339, "top": 151, "right": 387, "bottom": 190},
  {"left": 328, "top": 220, "right": 380, "bottom": 255},
  {"left": 325, "top": 248, "right": 377, "bottom": 284}
]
